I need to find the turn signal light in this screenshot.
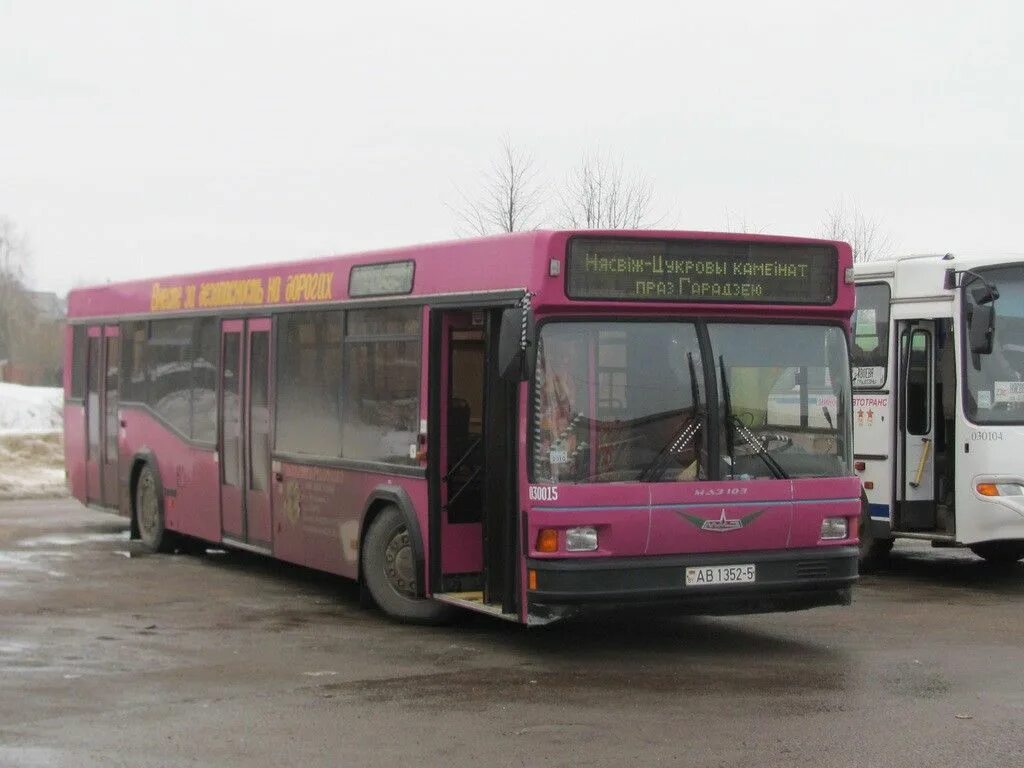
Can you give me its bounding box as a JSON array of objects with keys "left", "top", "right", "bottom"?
[
  {"left": 536, "top": 528, "right": 559, "bottom": 553},
  {"left": 977, "top": 483, "right": 1024, "bottom": 497}
]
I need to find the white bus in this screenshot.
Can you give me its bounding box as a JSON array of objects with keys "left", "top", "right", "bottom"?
[{"left": 853, "top": 253, "right": 1024, "bottom": 567}]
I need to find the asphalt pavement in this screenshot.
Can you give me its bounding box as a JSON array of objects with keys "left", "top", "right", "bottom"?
[{"left": 1, "top": 498, "right": 1023, "bottom": 767}]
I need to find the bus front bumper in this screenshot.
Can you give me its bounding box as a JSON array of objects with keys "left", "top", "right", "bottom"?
[{"left": 526, "top": 546, "right": 858, "bottom": 618}]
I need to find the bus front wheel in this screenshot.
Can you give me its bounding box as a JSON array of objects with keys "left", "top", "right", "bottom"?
[
  {"left": 361, "top": 506, "right": 454, "bottom": 625},
  {"left": 970, "top": 542, "right": 1024, "bottom": 565},
  {"left": 135, "top": 463, "right": 174, "bottom": 554}
]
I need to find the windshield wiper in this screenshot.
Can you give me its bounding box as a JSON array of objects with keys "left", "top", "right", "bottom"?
[
  {"left": 728, "top": 415, "right": 789, "bottom": 480},
  {"left": 638, "top": 352, "right": 703, "bottom": 482},
  {"left": 637, "top": 415, "right": 701, "bottom": 482},
  {"left": 719, "top": 354, "right": 788, "bottom": 480}
]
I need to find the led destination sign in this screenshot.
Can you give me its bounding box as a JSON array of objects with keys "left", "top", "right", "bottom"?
[{"left": 566, "top": 238, "right": 838, "bottom": 304}]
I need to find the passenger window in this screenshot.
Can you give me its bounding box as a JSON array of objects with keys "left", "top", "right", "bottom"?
[
  {"left": 121, "top": 322, "right": 148, "bottom": 403},
  {"left": 342, "top": 307, "right": 422, "bottom": 465},
  {"left": 148, "top": 319, "right": 196, "bottom": 437},
  {"left": 192, "top": 319, "right": 219, "bottom": 444},
  {"left": 275, "top": 311, "right": 345, "bottom": 457}
]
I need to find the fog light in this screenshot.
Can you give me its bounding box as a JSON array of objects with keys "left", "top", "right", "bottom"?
[
  {"left": 820, "top": 517, "right": 848, "bottom": 540},
  {"left": 565, "top": 526, "right": 598, "bottom": 552}
]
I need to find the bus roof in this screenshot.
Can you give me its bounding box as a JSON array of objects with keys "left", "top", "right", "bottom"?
[
  {"left": 67, "top": 229, "right": 852, "bottom": 320},
  {"left": 855, "top": 251, "right": 1024, "bottom": 276}
]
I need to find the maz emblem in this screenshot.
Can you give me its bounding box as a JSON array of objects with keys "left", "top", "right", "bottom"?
[{"left": 679, "top": 508, "right": 766, "bottom": 532}]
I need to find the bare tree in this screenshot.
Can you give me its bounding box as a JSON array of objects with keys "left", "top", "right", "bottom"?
[
  {"left": 723, "top": 208, "right": 769, "bottom": 235},
  {"left": 0, "top": 218, "right": 30, "bottom": 360},
  {"left": 451, "top": 139, "right": 545, "bottom": 236},
  {"left": 821, "top": 199, "right": 894, "bottom": 262},
  {"left": 0, "top": 219, "right": 62, "bottom": 384},
  {"left": 558, "top": 152, "right": 658, "bottom": 229}
]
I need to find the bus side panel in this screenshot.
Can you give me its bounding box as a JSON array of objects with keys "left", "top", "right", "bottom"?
[
  {"left": 272, "top": 461, "right": 429, "bottom": 583},
  {"left": 121, "top": 408, "right": 221, "bottom": 543},
  {"left": 63, "top": 402, "right": 87, "bottom": 502}
]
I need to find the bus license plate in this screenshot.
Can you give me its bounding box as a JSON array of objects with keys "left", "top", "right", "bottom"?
[{"left": 685, "top": 564, "right": 756, "bottom": 586}]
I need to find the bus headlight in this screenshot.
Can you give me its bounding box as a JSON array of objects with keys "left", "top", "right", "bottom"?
[
  {"left": 820, "top": 517, "right": 849, "bottom": 540},
  {"left": 977, "top": 483, "right": 1024, "bottom": 497},
  {"left": 566, "top": 527, "right": 599, "bottom": 552}
]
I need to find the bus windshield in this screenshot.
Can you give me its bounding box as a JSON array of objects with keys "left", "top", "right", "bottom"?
[
  {"left": 532, "top": 321, "right": 851, "bottom": 483},
  {"left": 964, "top": 265, "right": 1024, "bottom": 424}
]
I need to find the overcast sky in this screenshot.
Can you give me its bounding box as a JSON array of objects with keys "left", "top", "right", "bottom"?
[{"left": 2, "top": 0, "right": 1021, "bottom": 295}]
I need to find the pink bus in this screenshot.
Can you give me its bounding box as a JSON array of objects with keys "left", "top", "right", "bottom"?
[{"left": 64, "top": 231, "right": 860, "bottom": 624}]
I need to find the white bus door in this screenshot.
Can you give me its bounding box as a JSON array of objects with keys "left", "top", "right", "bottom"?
[{"left": 898, "top": 321, "right": 938, "bottom": 531}]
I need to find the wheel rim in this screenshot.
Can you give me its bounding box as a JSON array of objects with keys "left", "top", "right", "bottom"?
[
  {"left": 138, "top": 472, "right": 159, "bottom": 539},
  {"left": 383, "top": 526, "right": 417, "bottom": 598}
]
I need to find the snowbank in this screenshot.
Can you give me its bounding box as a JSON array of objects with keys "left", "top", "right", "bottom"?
[
  {"left": 0, "top": 432, "right": 66, "bottom": 498},
  {"left": 0, "top": 383, "right": 63, "bottom": 434},
  {"left": 0, "top": 383, "right": 65, "bottom": 498}
]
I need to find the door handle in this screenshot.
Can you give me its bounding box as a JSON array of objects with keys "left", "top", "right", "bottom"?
[
  {"left": 275, "top": 471, "right": 283, "bottom": 483},
  {"left": 119, "top": 419, "right": 127, "bottom": 428},
  {"left": 909, "top": 437, "right": 932, "bottom": 488}
]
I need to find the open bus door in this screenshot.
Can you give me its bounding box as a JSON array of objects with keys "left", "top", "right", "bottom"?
[
  {"left": 428, "top": 306, "right": 519, "bottom": 619},
  {"left": 84, "top": 324, "right": 120, "bottom": 508},
  {"left": 897, "top": 321, "right": 938, "bottom": 531}
]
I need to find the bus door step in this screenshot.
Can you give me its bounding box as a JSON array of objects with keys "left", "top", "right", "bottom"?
[{"left": 433, "top": 591, "right": 518, "bottom": 622}]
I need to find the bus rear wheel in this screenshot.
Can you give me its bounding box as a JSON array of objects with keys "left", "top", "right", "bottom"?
[
  {"left": 970, "top": 542, "right": 1024, "bottom": 565},
  {"left": 135, "top": 463, "right": 174, "bottom": 554},
  {"left": 362, "top": 506, "right": 453, "bottom": 625}
]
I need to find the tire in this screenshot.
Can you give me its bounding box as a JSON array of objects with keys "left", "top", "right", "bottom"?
[
  {"left": 135, "top": 463, "right": 175, "bottom": 553},
  {"left": 361, "top": 506, "right": 454, "bottom": 624},
  {"left": 970, "top": 542, "right": 1024, "bottom": 565},
  {"left": 858, "top": 493, "right": 893, "bottom": 573}
]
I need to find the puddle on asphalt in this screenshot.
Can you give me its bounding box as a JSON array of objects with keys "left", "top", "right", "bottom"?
[
  {"left": 19, "top": 531, "right": 129, "bottom": 548},
  {"left": 0, "top": 640, "right": 39, "bottom": 655},
  {"left": 0, "top": 551, "right": 70, "bottom": 577}
]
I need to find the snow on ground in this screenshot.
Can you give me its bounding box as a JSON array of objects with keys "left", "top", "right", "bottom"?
[
  {"left": 0, "top": 432, "right": 65, "bottom": 499},
  {"left": 0, "top": 383, "right": 63, "bottom": 434},
  {"left": 0, "top": 384, "right": 66, "bottom": 499}
]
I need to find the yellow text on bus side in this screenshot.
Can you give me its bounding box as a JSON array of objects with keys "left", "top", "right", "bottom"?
[{"left": 148, "top": 271, "right": 335, "bottom": 312}]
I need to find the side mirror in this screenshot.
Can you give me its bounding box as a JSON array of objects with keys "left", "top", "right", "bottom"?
[
  {"left": 497, "top": 307, "right": 536, "bottom": 381},
  {"left": 968, "top": 304, "right": 995, "bottom": 355}
]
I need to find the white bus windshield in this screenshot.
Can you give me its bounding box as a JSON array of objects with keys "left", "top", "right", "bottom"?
[{"left": 964, "top": 266, "right": 1024, "bottom": 423}]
